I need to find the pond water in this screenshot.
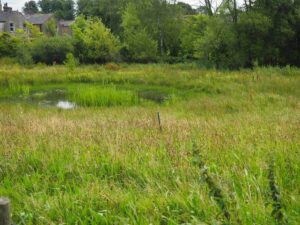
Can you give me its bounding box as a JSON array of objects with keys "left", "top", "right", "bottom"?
[
  {"left": 24, "top": 89, "right": 75, "bottom": 109},
  {"left": 138, "top": 90, "right": 170, "bottom": 104},
  {"left": 0, "top": 87, "right": 173, "bottom": 109},
  {"left": 56, "top": 101, "right": 76, "bottom": 109}
]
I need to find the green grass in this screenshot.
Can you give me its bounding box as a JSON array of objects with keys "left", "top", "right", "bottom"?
[
  {"left": 0, "top": 64, "right": 299, "bottom": 224},
  {"left": 68, "top": 85, "right": 139, "bottom": 107},
  {"left": 0, "top": 82, "right": 30, "bottom": 98}
]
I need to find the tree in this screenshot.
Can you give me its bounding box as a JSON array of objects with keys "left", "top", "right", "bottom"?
[
  {"left": 77, "top": 0, "right": 126, "bottom": 34},
  {"left": 23, "top": 1, "right": 39, "bottom": 15},
  {"left": 38, "top": 0, "right": 75, "bottom": 20},
  {"left": 251, "top": 0, "right": 300, "bottom": 66},
  {"left": 237, "top": 11, "right": 272, "bottom": 67},
  {"left": 127, "top": 0, "right": 183, "bottom": 57},
  {"left": 177, "top": 2, "right": 197, "bottom": 15},
  {"left": 180, "top": 14, "right": 209, "bottom": 58},
  {"left": 194, "top": 17, "right": 240, "bottom": 69},
  {"left": 72, "top": 16, "right": 120, "bottom": 63},
  {"left": 197, "top": 0, "right": 224, "bottom": 16},
  {"left": 121, "top": 3, "right": 157, "bottom": 62}
]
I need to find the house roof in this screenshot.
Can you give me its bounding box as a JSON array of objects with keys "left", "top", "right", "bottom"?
[
  {"left": 0, "top": 11, "right": 25, "bottom": 22},
  {"left": 25, "top": 14, "right": 53, "bottom": 25},
  {"left": 59, "top": 20, "right": 74, "bottom": 27}
]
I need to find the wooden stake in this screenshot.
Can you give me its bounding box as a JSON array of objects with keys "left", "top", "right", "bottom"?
[
  {"left": 0, "top": 198, "right": 10, "bottom": 225},
  {"left": 157, "top": 112, "right": 162, "bottom": 131}
]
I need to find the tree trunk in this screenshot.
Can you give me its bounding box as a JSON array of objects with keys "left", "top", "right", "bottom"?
[
  {"left": 205, "top": 0, "right": 213, "bottom": 16},
  {"left": 233, "top": 0, "right": 237, "bottom": 24}
]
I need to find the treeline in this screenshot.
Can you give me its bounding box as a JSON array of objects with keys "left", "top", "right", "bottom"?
[{"left": 1, "top": 0, "right": 300, "bottom": 69}]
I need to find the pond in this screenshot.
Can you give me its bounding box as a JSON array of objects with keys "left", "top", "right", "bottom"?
[{"left": 0, "top": 86, "right": 174, "bottom": 109}]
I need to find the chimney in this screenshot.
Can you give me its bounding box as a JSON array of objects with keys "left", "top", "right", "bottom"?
[{"left": 3, "top": 3, "right": 12, "bottom": 12}]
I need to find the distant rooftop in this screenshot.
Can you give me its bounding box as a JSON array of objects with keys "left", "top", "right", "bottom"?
[
  {"left": 59, "top": 20, "right": 74, "bottom": 27},
  {"left": 25, "top": 14, "right": 53, "bottom": 25},
  {"left": 0, "top": 2, "right": 24, "bottom": 23}
]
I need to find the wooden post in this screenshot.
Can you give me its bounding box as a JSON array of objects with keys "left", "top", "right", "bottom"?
[
  {"left": 157, "top": 112, "right": 162, "bottom": 131},
  {"left": 0, "top": 198, "right": 10, "bottom": 225}
]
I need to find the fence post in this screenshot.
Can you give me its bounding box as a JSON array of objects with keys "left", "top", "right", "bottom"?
[
  {"left": 0, "top": 198, "right": 10, "bottom": 225},
  {"left": 157, "top": 112, "right": 162, "bottom": 131}
]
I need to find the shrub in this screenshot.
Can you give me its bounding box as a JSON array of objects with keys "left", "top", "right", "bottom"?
[
  {"left": 64, "top": 53, "right": 79, "bottom": 71},
  {"left": 0, "top": 57, "right": 18, "bottom": 65},
  {"left": 31, "top": 36, "right": 74, "bottom": 65},
  {"left": 16, "top": 44, "right": 33, "bottom": 66},
  {"left": 0, "top": 33, "right": 20, "bottom": 58},
  {"left": 105, "top": 62, "right": 120, "bottom": 71}
]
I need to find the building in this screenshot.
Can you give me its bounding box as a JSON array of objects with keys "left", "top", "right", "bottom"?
[
  {"left": 0, "top": 2, "right": 75, "bottom": 36},
  {"left": 58, "top": 20, "right": 74, "bottom": 36},
  {"left": 25, "top": 13, "right": 54, "bottom": 33},
  {"left": 0, "top": 2, "right": 26, "bottom": 33}
]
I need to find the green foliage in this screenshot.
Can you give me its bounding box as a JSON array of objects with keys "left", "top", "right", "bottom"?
[
  {"left": 72, "top": 16, "right": 120, "bottom": 63},
  {"left": 253, "top": 0, "right": 300, "bottom": 66},
  {"left": 177, "top": 2, "right": 197, "bottom": 15},
  {"left": 23, "top": 0, "right": 39, "bottom": 15},
  {"left": 31, "top": 36, "right": 74, "bottom": 64},
  {"left": 121, "top": 3, "right": 158, "bottom": 62},
  {"left": 236, "top": 12, "right": 272, "bottom": 67},
  {"left": 24, "top": 21, "right": 43, "bottom": 38},
  {"left": 38, "top": 0, "right": 75, "bottom": 20},
  {"left": 120, "top": 0, "right": 184, "bottom": 60},
  {"left": 64, "top": 53, "right": 78, "bottom": 71},
  {"left": 16, "top": 45, "right": 34, "bottom": 66},
  {"left": 44, "top": 18, "right": 57, "bottom": 37},
  {"left": 0, "top": 33, "right": 20, "bottom": 58},
  {"left": 77, "top": 0, "right": 126, "bottom": 34},
  {"left": 194, "top": 17, "right": 240, "bottom": 69},
  {"left": 2, "top": 0, "right": 300, "bottom": 68},
  {"left": 180, "top": 14, "right": 209, "bottom": 59}
]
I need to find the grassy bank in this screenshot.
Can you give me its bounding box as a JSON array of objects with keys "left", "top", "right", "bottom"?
[{"left": 0, "top": 64, "right": 299, "bottom": 224}]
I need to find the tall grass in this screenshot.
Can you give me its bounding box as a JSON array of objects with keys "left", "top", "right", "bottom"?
[
  {"left": 0, "top": 81, "right": 30, "bottom": 98},
  {"left": 69, "top": 85, "right": 139, "bottom": 107},
  {"left": 0, "top": 64, "right": 299, "bottom": 224}
]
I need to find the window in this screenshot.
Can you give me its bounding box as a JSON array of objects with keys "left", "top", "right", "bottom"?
[{"left": 9, "top": 23, "right": 15, "bottom": 32}]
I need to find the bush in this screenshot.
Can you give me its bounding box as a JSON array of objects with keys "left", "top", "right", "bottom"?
[
  {"left": 0, "top": 33, "right": 20, "bottom": 58},
  {"left": 31, "top": 36, "right": 74, "bottom": 65},
  {"left": 0, "top": 57, "right": 18, "bottom": 65},
  {"left": 64, "top": 53, "right": 79, "bottom": 71},
  {"left": 16, "top": 45, "right": 33, "bottom": 66},
  {"left": 105, "top": 62, "right": 120, "bottom": 71}
]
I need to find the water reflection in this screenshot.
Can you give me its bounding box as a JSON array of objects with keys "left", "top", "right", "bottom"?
[{"left": 56, "top": 101, "right": 76, "bottom": 109}]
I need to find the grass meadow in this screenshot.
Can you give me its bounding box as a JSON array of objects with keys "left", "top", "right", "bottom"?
[{"left": 0, "top": 63, "right": 299, "bottom": 224}]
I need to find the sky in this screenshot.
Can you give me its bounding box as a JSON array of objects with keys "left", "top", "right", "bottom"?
[{"left": 3, "top": 0, "right": 242, "bottom": 12}]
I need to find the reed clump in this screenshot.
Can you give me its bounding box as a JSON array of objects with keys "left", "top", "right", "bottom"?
[{"left": 69, "top": 85, "right": 139, "bottom": 107}]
